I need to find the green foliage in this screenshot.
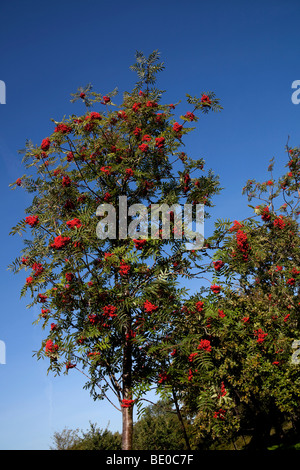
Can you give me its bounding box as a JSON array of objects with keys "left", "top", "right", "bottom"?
[
  {"left": 133, "top": 400, "right": 191, "bottom": 450},
  {"left": 130, "top": 50, "right": 165, "bottom": 91}
]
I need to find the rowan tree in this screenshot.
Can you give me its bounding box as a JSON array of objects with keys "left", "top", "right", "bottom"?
[
  {"left": 9, "top": 50, "right": 222, "bottom": 450},
  {"left": 169, "top": 146, "right": 300, "bottom": 449}
]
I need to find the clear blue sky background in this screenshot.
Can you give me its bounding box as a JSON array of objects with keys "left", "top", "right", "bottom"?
[{"left": 1, "top": 0, "right": 300, "bottom": 450}]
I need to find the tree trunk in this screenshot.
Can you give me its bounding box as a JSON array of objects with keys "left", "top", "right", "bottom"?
[
  {"left": 122, "top": 317, "right": 133, "bottom": 450},
  {"left": 172, "top": 388, "right": 191, "bottom": 450},
  {"left": 122, "top": 402, "right": 134, "bottom": 450}
]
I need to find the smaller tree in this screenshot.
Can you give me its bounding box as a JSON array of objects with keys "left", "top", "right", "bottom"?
[
  {"left": 50, "top": 427, "right": 81, "bottom": 450},
  {"left": 133, "top": 400, "right": 192, "bottom": 450},
  {"left": 163, "top": 145, "right": 300, "bottom": 449},
  {"left": 50, "top": 422, "right": 122, "bottom": 450}
]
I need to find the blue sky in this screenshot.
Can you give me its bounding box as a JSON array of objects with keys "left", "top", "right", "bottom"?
[{"left": 1, "top": 0, "right": 300, "bottom": 450}]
